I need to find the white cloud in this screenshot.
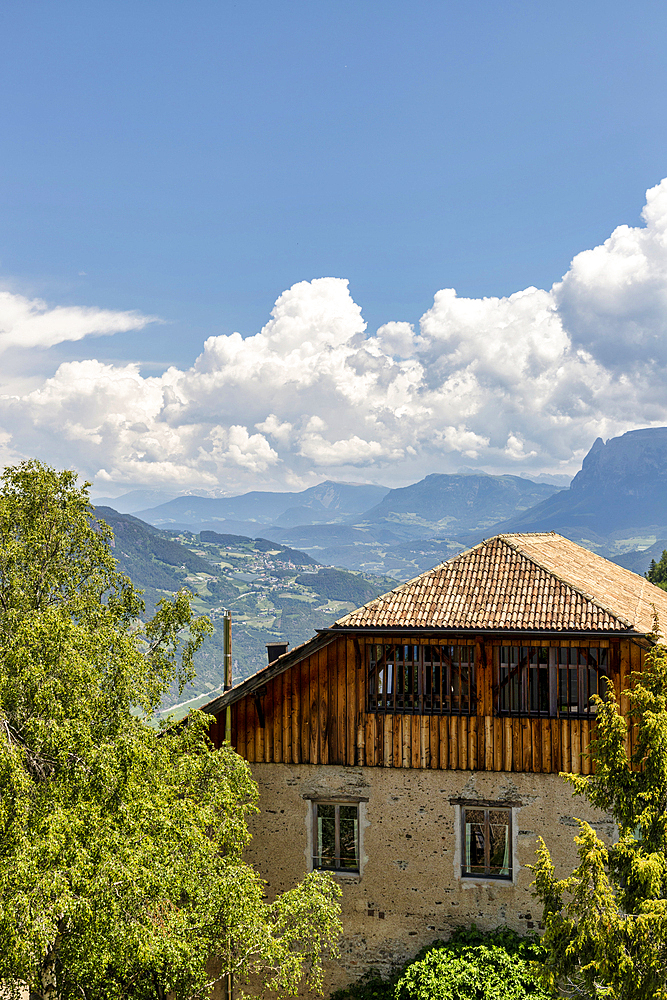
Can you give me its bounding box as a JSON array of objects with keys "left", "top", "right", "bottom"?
[
  {"left": 255, "top": 414, "right": 293, "bottom": 446},
  {"left": 554, "top": 181, "right": 667, "bottom": 369},
  {"left": 210, "top": 425, "right": 279, "bottom": 472},
  {"left": 374, "top": 321, "right": 418, "bottom": 359},
  {"left": 4, "top": 181, "right": 667, "bottom": 492},
  {"left": 298, "top": 432, "right": 388, "bottom": 466},
  {"left": 0, "top": 290, "right": 156, "bottom": 353}
]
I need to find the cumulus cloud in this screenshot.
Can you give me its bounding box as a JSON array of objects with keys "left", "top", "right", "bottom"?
[
  {"left": 4, "top": 180, "right": 667, "bottom": 492},
  {"left": 555, "top": 182, "right": 667, "bottom": 369}
]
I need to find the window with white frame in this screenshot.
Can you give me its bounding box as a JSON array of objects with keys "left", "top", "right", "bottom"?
[
  {"left": 312, "top": 801, "right": 360, "bottom": 873},
  {"left": 460, "top": 803, "right": 512, "bottom": 880}
]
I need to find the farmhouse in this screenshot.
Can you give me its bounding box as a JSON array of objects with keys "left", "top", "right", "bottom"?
[{"left": 204, "top": 532, "right": 667, "bottom": 989}]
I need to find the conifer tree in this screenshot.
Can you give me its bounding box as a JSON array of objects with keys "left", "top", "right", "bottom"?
[
  {"left": 646, "top": 551, "right": 667, "bottom": 591},
  {"left": 532, "top": 622, "right": 667, "bottom": 999}
]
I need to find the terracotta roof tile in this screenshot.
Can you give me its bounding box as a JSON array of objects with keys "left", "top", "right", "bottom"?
[{"left": 334, "top": 533, "right": 667, "bottom": 633}]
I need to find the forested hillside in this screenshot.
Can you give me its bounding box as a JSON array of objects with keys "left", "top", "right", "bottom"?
[
  {"left": 96, "top": 507, "right": 215, "bottom": 612},
  {"left": 96, "top": 507, "right": 397, "bottom": 718}
]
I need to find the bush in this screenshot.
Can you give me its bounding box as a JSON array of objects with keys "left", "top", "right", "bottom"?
[
  {"left": 646, "top": 549, "right": 667, "bottom": 590},
  {"left": 396, "top": 928, "right": 548, "bottom": 1000},
  {"left": 330, "top": 968, "right": 395, "bottom": 1000},
  {"left": 331, "top": 927, "right": 548, "bottom": 1000}
]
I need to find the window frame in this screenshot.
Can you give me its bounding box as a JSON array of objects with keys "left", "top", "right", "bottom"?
[
  {"left": 311, "top": 800, "right": 360, "bottom": 874},
  {"left": 459, "top": 802, "right": 513, "bottom": 881},
  {"left": 368, "top": 643, "right": 476, "bottom": 716},
  {"left": 496, "top": 644, "right": 608, "bottom": 719}
]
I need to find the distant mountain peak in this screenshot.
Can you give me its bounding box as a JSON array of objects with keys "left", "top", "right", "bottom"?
[
  {"left": 489, "top": 426, "right": 667, "bottom": 542},
  {"left": 571, "top": 426, "right": 667, "bottom": 491}
]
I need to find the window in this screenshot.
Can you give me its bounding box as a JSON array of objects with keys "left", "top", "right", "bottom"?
[
  {"left": 497, "top": 645, "right": 608, "bottom": 718},
  {"left": 461, "top": 805, "right": 512, "bottom": 880},
  {"left": 312, "top": 802, "right": 359, "bottom": 873},
  {"left": 368, "top": 644, "right": 475, "bottom": 715}
]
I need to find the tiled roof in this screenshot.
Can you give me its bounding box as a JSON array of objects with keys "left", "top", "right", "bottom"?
[{"left": 334, "top": 533, "right": 667, "bottom": 633}]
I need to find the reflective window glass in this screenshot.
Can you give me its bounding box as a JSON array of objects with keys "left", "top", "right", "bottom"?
[{"left": 313, "top": 802, "right": 360, "bottom": 873}]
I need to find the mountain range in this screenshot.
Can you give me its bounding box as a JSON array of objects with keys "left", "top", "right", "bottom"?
[
  {"left": 133, "top": 481, "right": 389, "bottom": 528},
  {"left": 120, "top": 473, "right": 559, "bottom": 571},
  {"left": 363, "top": 473, "right": 558, "bottom": 531},
  {"left": 99, "top": 426, "right": 667, "bottom": 575},
  {"left": 94, "top": 425, "right": 667, "bottom": 713}
]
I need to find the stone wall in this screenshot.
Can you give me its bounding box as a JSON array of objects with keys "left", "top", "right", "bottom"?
[{"left": 244, "top": 762, "right": 613, "bottom": 993}]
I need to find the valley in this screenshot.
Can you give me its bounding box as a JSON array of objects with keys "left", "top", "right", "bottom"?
[
  {"left": 96, "top": 507, "right": 397, "bottom": 719},
  {"left": 97, "top": 425, "right": 667, "bottom": 720}
]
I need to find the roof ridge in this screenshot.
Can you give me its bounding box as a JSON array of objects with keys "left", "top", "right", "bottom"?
[{"left": 500, "top": 535, "right": 634, "bottom": 630}]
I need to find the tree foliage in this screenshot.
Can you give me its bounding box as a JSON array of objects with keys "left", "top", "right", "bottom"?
[
  {"left": 646, "top": 551, "right": 667, "bottom": 591},
  {"left": 0, "top": 460, "right": 342, "bottom": 1000},
  {"left": 294, "top": 569, "right": 382, "bottom": 606},
  {"left": 532, "top": 624, "right": 667, "bottom": 1000}
]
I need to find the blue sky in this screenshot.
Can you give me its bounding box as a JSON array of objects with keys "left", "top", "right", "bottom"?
[{"left": 2, "top": 1, "right": 667, "bottom": 494}]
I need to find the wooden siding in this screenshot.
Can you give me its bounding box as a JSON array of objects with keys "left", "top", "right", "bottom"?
[{"left": 212, "top": 634, "right": 641, "bottom": 774}]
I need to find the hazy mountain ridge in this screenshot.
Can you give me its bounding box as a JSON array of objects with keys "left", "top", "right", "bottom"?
[
  {"left": 134, "top": 480, "right": 390, "bottom": 527},
  {"left": 135, "top": 473, "right": 558, "bottom": 537},
  {"left": 265, "top": 473, "right": 558, "bottom": 571},
  {"left": 131, "top": 471, "right": 562, "bottom": 572},
  {"left": 487, "top": 428, "right": 667, "bottom": 551},
  {"left": 93, "top": 490, "right": 179, "bottom": 513},
  {"left": 363, "top": 473, "right": 559, "bottom": 528}
]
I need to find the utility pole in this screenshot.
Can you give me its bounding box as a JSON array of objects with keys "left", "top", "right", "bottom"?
[
  {"left": 222, "top": 607, "right": 233, "bottom": 1000},
  {"left": 223, "top": 608, "right": 232, "bottom": 744}
]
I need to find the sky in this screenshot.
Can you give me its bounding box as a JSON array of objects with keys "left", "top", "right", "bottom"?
[{"left": 2, "top": 1, "right": 667, "bottom": 496}]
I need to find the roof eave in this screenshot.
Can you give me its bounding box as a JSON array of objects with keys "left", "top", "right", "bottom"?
[
  {"left": 199, "top": 629, "right": 337, "bottom": 713},
  {"left": 199, "top": 625, "right": 653, "bottom": 717},
  {"left": 323, "top": 625, "right": 646, "bottom": 638}
]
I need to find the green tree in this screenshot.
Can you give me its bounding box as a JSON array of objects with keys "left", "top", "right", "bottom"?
[
  {"left": 532, "top": 625, "right": 667, "bottom": 1000},
  {"left": 0, "top": 460, "right": 342, "bottom": 1000},
  {"left": 646, "top": 551, "right": 667, "bottom": 591}
]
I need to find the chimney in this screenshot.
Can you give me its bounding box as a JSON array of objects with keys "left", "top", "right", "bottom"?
[{"left": 266, "top": 642, "right": 288, "bottom": 664}]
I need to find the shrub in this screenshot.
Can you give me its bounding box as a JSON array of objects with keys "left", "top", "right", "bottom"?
[
  {"left": 332, "top": 927, "right": 548, "bottom": 1000},
  {"left": 395, "top": 928, "right": 548, "bottom": 1000},
  {"left": 330, "top": 968, "right": 395, "bottom": 1000},
  {"left": 646, "top": 549, "right": 667, "bottom": 590}
]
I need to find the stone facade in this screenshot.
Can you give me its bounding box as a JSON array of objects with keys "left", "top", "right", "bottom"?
[{"left": 245, "top": 762, "right": 612, "bottom": 991}]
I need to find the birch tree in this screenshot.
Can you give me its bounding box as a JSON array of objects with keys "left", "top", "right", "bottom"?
[{"left": 0, "top": 460, "right": 341, "bottom": 1000}]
